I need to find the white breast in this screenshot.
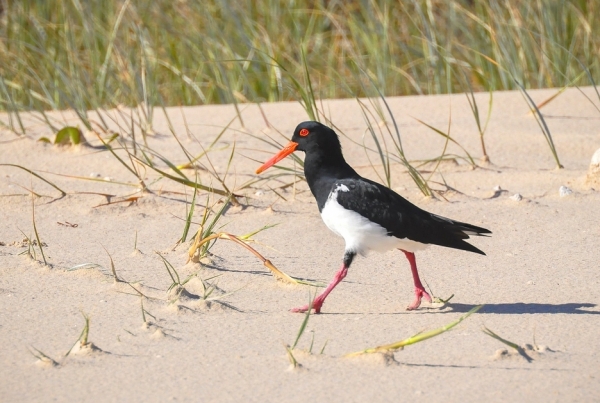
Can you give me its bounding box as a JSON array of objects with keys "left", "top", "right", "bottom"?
[{"left": 320, "top": 184, "right": 428, "bottom": 255}]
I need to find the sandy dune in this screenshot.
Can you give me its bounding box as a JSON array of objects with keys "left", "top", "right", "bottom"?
[{"left": 1, "top": 87, "right": 599, "bottom": 402}]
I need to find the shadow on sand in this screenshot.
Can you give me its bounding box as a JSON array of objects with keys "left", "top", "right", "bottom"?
[{"left": 441, "top": 302, "right": 598, "bottom": 315}]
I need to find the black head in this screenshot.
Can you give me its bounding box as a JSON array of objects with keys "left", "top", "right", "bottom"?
[
  {"left": 256, "top": 121, "right": 344, "bottom": 174},
  {"left": 291, "top": 121, "right": 342, "bottom": 154}
]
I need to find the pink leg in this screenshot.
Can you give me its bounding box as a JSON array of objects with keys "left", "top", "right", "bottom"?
[
  {"left": 291, "top": 264, "right": 348, "bottom": 314},
  {"left": 401, "top": 250, "right": 432, "bottom": 310}
]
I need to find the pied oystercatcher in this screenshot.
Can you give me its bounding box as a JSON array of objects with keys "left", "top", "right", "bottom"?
[{"left": 256, "top": 121, "right": 491, "bottom": 313}]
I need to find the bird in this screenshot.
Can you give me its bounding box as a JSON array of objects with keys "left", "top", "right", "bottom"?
[{"left": 256, "top": 121, "right": 491, "bottom": 313}]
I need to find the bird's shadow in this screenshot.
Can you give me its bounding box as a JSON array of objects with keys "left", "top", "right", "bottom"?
[
  {"left": 326, "top": 302, "right": 599, "bottom": 316},
  {"left": 435, "top": 302, "right": 599, "bottom": 315}
]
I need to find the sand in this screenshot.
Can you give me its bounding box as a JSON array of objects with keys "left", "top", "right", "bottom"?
[{"left": 1, "top": 87, "right": 599, "bottom": 402}]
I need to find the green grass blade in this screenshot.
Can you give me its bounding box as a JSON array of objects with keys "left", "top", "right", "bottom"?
[
  {"left": 291, "top": 292, "right": 314, "bottom": 350},
  {"left": 515, "top": 80, "right": 563, "bottom": 169},
  {"left": 181, "top": 178, "right": 198, "bottom": 243},
  {"left": 482, "top": 326, "right": 533, "bottom": 362},
  {"left": 346, "top": 304, "right": 483, "bottom": 357},
  {"left": 31, "top": 195, "right": 47, "bottom": 265},
  {"left": 0, "top": 164, "right": 67, "bottom": 198}
]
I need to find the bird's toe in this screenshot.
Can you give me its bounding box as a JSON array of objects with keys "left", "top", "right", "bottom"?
[{"left": 406, "top": 287, "right": 432, "bottom": 310}]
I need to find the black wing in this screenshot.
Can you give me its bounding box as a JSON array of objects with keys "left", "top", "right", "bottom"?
[{"left": 333, "top": 178, "right": 491, "bottom": 255}]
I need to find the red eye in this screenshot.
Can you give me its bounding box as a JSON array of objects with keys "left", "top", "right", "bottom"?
[{"left": 299, "top": 128, "right": 309, "bottom": 137}]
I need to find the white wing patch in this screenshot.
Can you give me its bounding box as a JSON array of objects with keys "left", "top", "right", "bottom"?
[
  {"left": 321, "top": 184, "right": 427, "bottom": 255},
  {"left": 335, "top": 183, "right": 350, "bottom": 192}
]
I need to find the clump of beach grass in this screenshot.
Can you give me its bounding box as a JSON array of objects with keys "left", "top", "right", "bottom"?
[
  {"left": 16, "top": 192, "right": 48, "bottom": 265},
  {"left": 481, "top": 326, "right": 555, "bottom": 362},
  {"left": 30, "top": 312, "right": 107, "bottom": 367},
  {"left": 183, "top": 194, "right": 313, "bottom": 285},
  {"left": 65, "top": 312, "right": 104, "bottom": 356},
  {"left": 28, "top": 346, "right": 59, "bottom": 368},
  {"left": 4, "top": 1, "right": 598, "bottom": 111},
  {"left": 4, "top": 1, "right": 598, "bottom": 199}
]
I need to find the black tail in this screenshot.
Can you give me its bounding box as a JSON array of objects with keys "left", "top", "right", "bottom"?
[{"left": 430, "top": 214, "right": 491, "bottom": 255}]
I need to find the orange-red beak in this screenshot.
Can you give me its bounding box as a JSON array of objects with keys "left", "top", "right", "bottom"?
[{"left": 255, "top": 141, "right": 298, "bottom": 174}]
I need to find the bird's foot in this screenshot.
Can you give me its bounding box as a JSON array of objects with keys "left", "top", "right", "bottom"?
[
  {"left": 406, "top": 286, "right": 432, "bottom": 311},
  {"left": 289, "top": 264, "right": 348, "bottom": 314},
  {"left": 290, "top": 299, "right": 323, "bottom": 314}
]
